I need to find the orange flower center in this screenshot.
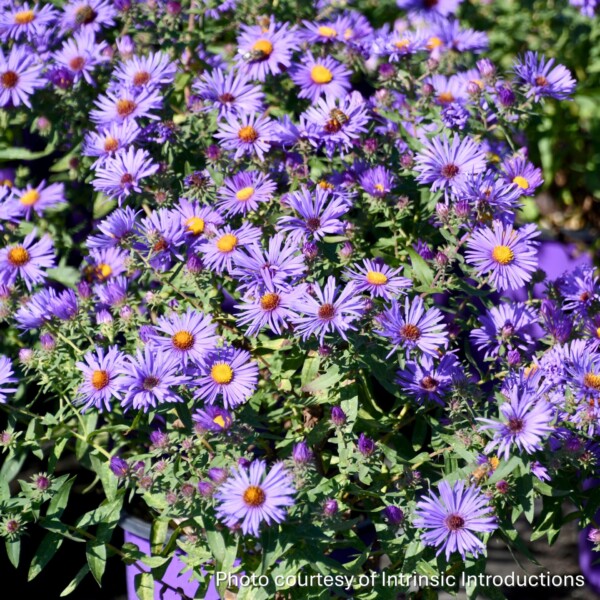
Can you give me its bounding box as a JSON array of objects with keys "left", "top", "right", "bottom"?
[
  {"left": 7, "top": 246, "right": 30, "bottom": 267},
  {"left": 216, "top": 233, "right": 238, "bottom": 253},
  {"left": 318, "top": 303, "right": 336, "bottom": 320},
  {"left": 400, "top": 324, "right": 421, "bottom": 341},
  {"left": 584, "top": 373, "right": 600, "bottom": 391},
  {"left": 172, "top": 330, "right": 194, "bottom": 350},
  {"left": 243, "top": 485, "right": 266, "bottom": 507},
  {"left": 260, "top": 292, "right": 280, "bottom": 311},
  {"left": 133, "top": 71, "right": 150, "bottom": 86},
  {"left": 438, "top": 92, "right": 454, "bottom": 104},
  {"left": 116, "top": 99, "right": 136, "bottom": 117},
  {"left": 15, "top": 9, "right": 35, "bottom": 24},
  {"left": 97, "top": 263, "right": 112, "bottom": 280},
  {"left": 69, "top": 56, "right": 85, "bottom": 71},
  {"left": 91, "top": 370, "right": 109, "bottom": 390},
  {"left": 238, "top": 125, "right": 259, "bottom": 143},
  {"left": 251, "top": 39, "right": 273, "bottom": 56},
  {"left": 104, "top": 136, "right": 119, "bottom": 152},
  {"left": 1, "top": 71, "right": 19, "bottom": 89}
]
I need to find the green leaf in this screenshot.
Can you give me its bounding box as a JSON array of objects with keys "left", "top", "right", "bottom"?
[
  {"left": 47, "top": 476, "right": 75, "bottom": 520},
  {"left": 134, "top": 572, "right": 154, "bottom": 600},
  {"left": 301, "top": 365, "right": 341, "bottom": 395},
  {"left": 407, "top": 249, "right": 434, "bottom": 286},
  {"left": 151, "top": 518, "right": 169, "bottom": 555},
  {"left": 60, "top": 564, "right": 90, "bottom": 597},
  {"left": 28, "top": 532, "right": 63, "bottom": 580},
  {"left": 5, "top": 538, "right": 20, "bottom": 568}
]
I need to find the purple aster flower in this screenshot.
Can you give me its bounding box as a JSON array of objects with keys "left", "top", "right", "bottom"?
[
  {"left": 570, "top": 0, "right": 599, "bottom": 16},
  {"left": 345, "top": 258, "right": 411, "bottom": 300},
  {"left": 558, "top": 265, "right": 600, "bottom": 315},
  {"left": 397, "top": 354, "right": 461, "bottom": 405},
  {"left": 331, "top": 405, "right": 347, "bottom": 426},
  {"left": 94, "top": 276, "right": 128, "bottom": 307},
  {"left": 92, "top": 147, "right": 158, "bottom": 203},
  {"left": 303, "top": 92, "right": 370, "bottom": 156},
  {"left": 501, "top": 155, "right": 543, "bottom": 197},
  {"left": 235, "top": 20, "right": 298, "bottom": 81},
  {"left": 215, "top": 460, "right": 295, "bottom": 536},
  {"left": 217, "top": 171, "right": 276, "bottom": 216},
  {"left": 470, "top": 302, "right": 538, "bottom": 359},
  {"left": 194, "top": 68, "right": 264, "bottom": 118},
  {"left": 150, "top": 309, "right": 218, "bottom": 365},
  {"left": 376, "top": 296, "right": 447, "bottom": 358},
  {"left": 465, "top": 221, "right": 540, "bottom": 291},
  {"left": 414, "top": 134, "right": 487, "bottom": 193},
  {"left": 441, "top": 103, "right": 470, "bottom": 130},
  {"left": 290, "top": 53, "right": 352, "bottom": 102},
  {"left": 292, "top": 277, "right": 364, "bottom": 344},
  {"left": 214, "top": 112, "right": 275, "bottom": 161},
  {"left": 14, "top": 288, "right": 56, "bottom": 329},
  {"left": 292, "top": 441, "right": 312, "bottom": 464},
  {"left": 277, "top": 186, "right": 350, "bottom": 242},
  {"left": 199, "top": 223, "right": 261, "bottom": 275},
  {"left": 194, "top": 346, "right": 259, "bottom": 409},
  {"left": 514, "top": 51, "right": 576, "bottom": 102},
  {"left": 84, "top": 247, "right": 128, "bottom": 282},
  {"left": 50, "top": 289, "right": 79, "bottom": 320},
  {"left": 382, "top": 505, "right": 404, "bottom": 525},
  {"left": 60, "top": 0, "right": 117, "bottom": 33},
  {"left": 0, "top": 3, "right": 58, "bottom": 42},
  {"left": 0, "top": 231, "right": 55, "bottom": 291},
  {"left": 119, "top": 348, "right": 190, "bottom": 412},
  {"left": 398, "top": 0, "right": 463, "bottom": 17},
  {"left": 235, "top": 281, "right": 306, "bottom": 337},
  {"left": 426, "top": 19, "right": 488, "bottom": 55},
  {"left": 53, "top": 28, "right": 107, "bottom": 85},
  {"left": 358, "top": 166, "right": 395, "bottom": 198},
  {"left": 109, "top": 456, "right": 128, "bottom": 477},
  {"left": 0, "top": 45, "right": 44, "bottom": 108},
  {"left": 478, "top": 385, "right": 555, "bottom": 460},
  {"left": 300, "top": 15, "right": 353, "bottom": 43},
  {"left": 413, "top": 479, "right": 497, "bottom": 560},
  {"left": 83, "top": 121, "right": 140, "bottom": 168},
  {"left": 372, "top": 30, "right": 426, "bottom": 60},
  {"left": 90, "top": 86, "right": 162, "bottom": 124},
  {"left": 193, "top": 405, "right": 233, "bottom": 432},
  {"left": 531, "top": 461, "right": 550, "bottom": 482},
  {"left": 568, "top": 350, "right": 600, "bottom": 406},
  {"left": 137, "top": 208, "right": 186, "bottom": 271},
  {"left": 86, "top": 206, "right": 140, "bottom": 250},
  {"left": 425, "top": 74, "right": 468, "bottom": 105},
  {"left": 112, "top": 51, "right": 176, "bottom": 90},
  {"left": 357, "top": 433, "right": 375, "bottom": 456},
  {"left": 12, "top": 180, "right": 65, "bottom": 219},
  {"left": 0, "top": 356, "right": 17, "bottom": 403},
  {"left": 175, "top": 199, "right": 223, "bottom": 247},
  {"left": 75, "top": 346, "right": 125, "bottom": 412},
  {"left": 231, "top": 233, "right": 305, "bottom": 293}
]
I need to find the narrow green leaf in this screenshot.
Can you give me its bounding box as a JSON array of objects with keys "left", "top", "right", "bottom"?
[
  {"left": 60, "top": 564, "right": 90, "bottom": 597},
  {"left": 5, "top": 538, "right": 20, "bottom": 568},
  {"left": 134, "top": 572, "right": 154, "bottom": 600},
  {"left": 28, "top": 531, "right": 63, "bottom": 580}
]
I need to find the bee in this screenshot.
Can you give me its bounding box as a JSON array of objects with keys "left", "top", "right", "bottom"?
[
  {"left": 469, "top": 462, "right": 492, "bottom": 485},
  {"left": 324, "top": 108, "right": 349, "bottom": 133},
  {"left": 241, "top": 49, "right": 268, "bottom": 62}
]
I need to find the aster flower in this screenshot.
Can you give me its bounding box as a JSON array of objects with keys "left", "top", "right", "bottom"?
[
  {"left": 345, "top": 259, "right": 411, "bottom": 300},
  {"left": 83, "top": 121, "right": 141, "bottom": 168},
  {"left": 92, "top": 147, "right": 159, "bottom": 202},
  {"left": 194, "top": 68, "right": 264, "bottom": 118},
  {"left": 195, "top": 346, "right": 259, "bottom": 409},
  {"left": 559, "top": 265, "right": 600, "bottom": 315},
  {"left": 84, "top": 247, "right": 128, "bottom": 282},
  {"left": 217, "top": 171, "right": 276, "bottom": 216},
  {"left": 465, "top": 221, "right": 540, "bottom": 291},
  {"left": 0, "top": 231, "right": 55, "bottom": 291},
  {"left": 60, "top": 0, "right": 117, "bottom": 33},
  {"left": 301, "top": 15, "right": 353, "bottom": 43},
  {"left": 14, "top": 288, "right": 57, "bottom": 329},
  {"left": 53, "top": 28, "right": 107, "bottom": 85},
  {"left": 235, "top": 20, "right": 298, "bottom": 81},
  {"left": 397, "top": 354, "right": 461, "bottom": 405},
  {"left": 231, "top": 233, "right": 305, "bottom": 293},
  {"left": 358, "top": 166, "right": 395, "bottom": 198},
  {"left": 214, "top": 113, "right": 275, "bottom": 161},
  {"left": 193, "top": 405, "right": 233, "bottom": 433},
  {"left": 112, "top": 51, "right": 176, "bottom": 90},
  {"left": 372, "top": 30, "right": 426, "bottom": 60},
  {"left": 87, "top": 206, "right": 140, "bottom": 250},
  {"left": 175, "top": 199, "right": 223, "bottom": 246},
  {"left": 277, "top": 186, "right": 350, "bottom": 242},
  {"left": 235, "top": 281, "right": 306, "bottom": 337},
  {"left": 376, "top": 296, "right": 447, "bottom": 358},
  {"left": 119, "top": 348, "right": 189, "bottom": 412},
  {"left": 413, "top": 480, "right": 497, "bottom": 560},
  {"left": 303, "top": 92, "right": 370, "bottom": 156},
  {"left": 0, "top": 45, "right": 44, "bottom": 108},
  {"left": 50, "top": 289, "right": 79, "bottom": 320},
  {"left": 94, "top": 276, "right": 128, "bottom": 307},
  {"left": 137, "top": 208, "right": 186, "bottom": 271},
  {"left": 292, "top": 277, "right": 364, "bottom": 344},
  {"left": 150, "top": 309, "right": 218, "bottom": 365},
  {"left": 501, "top": 156, "right": 543, "bottom": 197},
  {"left": 290, "top": 54, "right": 352, "bottom": 102},
  {"left": 470, "top": 303, "right": 539, "bottom": 359},
  {"left": 0, "top": 356, "right": 17, "bottom": 403},
  {"left": 0, "top": 3, "right": 58, "bottom": 42},
  {"left": 514, "top": 51, "right": 576, "bottom": 102},
  {"left": 75, "top": 346, "right": 125, "bottom": 412},
  {"left": 398, "top": 0, "right": 463, "bottom": 17},
  {"left": 425, "top": 19, "right": 488, "bottom": 55},
  {"left": 215, "top": 460, "right": 295, "bottom": 536},
  {"left": 414, "top": 134, "right": 487, "bottom": 193},
  {"left": 12, "top": 180, "right": 65, "bottom": 219},
  {"left": 90, "top": 86, "right": 162, "bottom": 124},
  {"left": 568, "top": 351, "right": 600, "bottom": 405},
  {"left": 199, "top": 223, "right": 261, "bottom": 275}
]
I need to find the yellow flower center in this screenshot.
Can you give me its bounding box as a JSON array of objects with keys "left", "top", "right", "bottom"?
[
  {"left": 489, "top": 456, "right": 500, "bottom": 470},
  {"left": 15, "top": 9, "right": 35, "bottom": 24},
  {"left": 492, "top": 245, "right": 514, "bottom": 265},
  {"left": 366, "top": 270, "right": 388, "bottom": 285},
  {"left": 211, "top": 363, "right": 234, "bottom": 385},
  {"left": 344, "top": 28, "right": 353, "bottom": 39},
  {"left": 251, "top": 39, "right": 273, "bottom": 56},
  {"left": 427, "top": 36, "right": 443, "bottom": 50},
  {"left": 116, "top": 99, "right": 136, "bottom": 117},
  {"left": 19, "top": 189, "right": 40, "bottom": 206},
  {"left": 438, "top": 92, "right": 454, "bottom": 104},
  {"left": 374, "top": 183, "right": 385, "bottom": 193},
  {"left": 512, "top": 176, "right": 529, "bottom": 190},
  {"left": 104, "top": 136, "right": 119, "bottom": 152},
  {"left": 394, "top": 39, "right": 410, "bottom": 49},
  {"left": 524, "top": 364, "right": 538, "bottom": 377},
  {"left": 7, "top": 246, "right": 29, "bottom": 267},
  {"left": 596, "top": 326, "right": 600, "bottom": 339},
  {"left": 235, "top": 186, "right": 255, "bottom": 202},
  {"left": 584, "top": 373, "right": 600, "bottom": 391},
  {"left": 311, "top": 65, "right": 333, "bottom": 84},
  {"left": 317, "top": 25, "right": 337, "bottom": 38},
  {"left": 213, "top": 415, "right": 226, "bottom": 428},
  {"left": 238, "top": 125, "right": 258, "bottom": 143},
  {"left": 91, "top": 370, "right": 109, "bottom": 390},
  {"left": 172, "top": 330, "right": 194, "bottom": 350},
  {"left": 216, "top": 233, "right": 238, "bottom": 253},
  {"left": 260, "top": 292, "right": 280, "bottom": 311},
  {"left": 97, "top": 263, "right": 112, "bottom": 279},
  {"left": 186, "top": 216, "right": 205, "bottom": 236},
  {"left": 243, "top": 485, "right": 266, "bottom": 507}
]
